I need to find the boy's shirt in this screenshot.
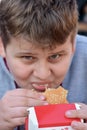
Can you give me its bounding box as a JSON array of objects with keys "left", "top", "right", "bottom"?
[
  {"left": 0, "top": 34, "right": 87, "bottom": 103},
  {"left": 63, "top": 35, "right": 87, "bottom": 103},
  {"left": 0, "top": 57, "right": 16, "bottom": 98}
]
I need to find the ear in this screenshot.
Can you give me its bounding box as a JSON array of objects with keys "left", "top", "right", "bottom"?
[{"left": 0, "top": 37, "right": 6, "bottom": 57}]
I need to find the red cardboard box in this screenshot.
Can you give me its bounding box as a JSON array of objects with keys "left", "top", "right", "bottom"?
[{"left": 25, "top": 103, "right": 82, "bottom": 130}]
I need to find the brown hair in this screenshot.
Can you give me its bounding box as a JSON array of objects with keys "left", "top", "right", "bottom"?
[{"left": 0, "top": 0, "right": 78, "bottom": 48}]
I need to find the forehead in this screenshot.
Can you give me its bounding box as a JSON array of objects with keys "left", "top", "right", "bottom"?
[{"left": 6, "top": 35, "right": 72, "bottom": 52}]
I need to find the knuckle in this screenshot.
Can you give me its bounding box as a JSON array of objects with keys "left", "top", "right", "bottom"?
[{"left": 22, "top": 109, "right": 28, "bottom": 116}]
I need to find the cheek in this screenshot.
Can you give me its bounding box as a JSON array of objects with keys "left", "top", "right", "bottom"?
[
  {"left": 54, "top": 56, "right": 72, "bottom": 79},
  {"left": 7, "top": 60, "right": 32, "bottom": 80},
  {"left": 54, "top": 65, "right": 67, "bottom": 78},
  {"left": 12, "top": 67, "right": 30, "bottom": 80}
]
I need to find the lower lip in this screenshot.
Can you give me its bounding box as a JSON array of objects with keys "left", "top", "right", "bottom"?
[{"left": 33, "top": 86, "right": 46, "bottom": 91}]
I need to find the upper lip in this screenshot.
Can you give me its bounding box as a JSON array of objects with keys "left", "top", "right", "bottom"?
[{"left": 31, "top": 82, "right": 52, "bottom": 90}]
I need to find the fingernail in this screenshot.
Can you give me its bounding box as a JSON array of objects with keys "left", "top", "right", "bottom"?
[
  {"left": 39, "top": 95, "right": 45, "bottom": 100},
  {"left": 65, "top": 111, "right": 72, "bottom": 117},
  {"left": 44, "top": 102, "right": 49, "bottom": 105}
]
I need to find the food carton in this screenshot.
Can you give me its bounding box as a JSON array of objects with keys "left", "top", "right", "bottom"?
[{"left": 25, "top": 103, "right": 82, "bottom": 130}]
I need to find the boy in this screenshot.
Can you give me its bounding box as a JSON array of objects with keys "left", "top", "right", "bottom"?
[{"left": 0, "top": 0, "right": 87, "bottom": 130}]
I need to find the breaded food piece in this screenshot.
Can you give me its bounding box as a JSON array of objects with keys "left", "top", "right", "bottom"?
[{"left": 43, "top": 86, "right": 68, "bottom": 104}]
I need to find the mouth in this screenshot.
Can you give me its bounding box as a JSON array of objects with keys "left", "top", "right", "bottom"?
[{"left": 32, "top": 83, "right": 49, "bottom": 92}]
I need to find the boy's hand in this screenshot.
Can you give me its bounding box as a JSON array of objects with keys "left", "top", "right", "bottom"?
[
  {"left": 0, "top": 89, "right": 47, "bottom": 130},
  {"left": 65, "top": 103, "right": 87, "bottom": 130}
]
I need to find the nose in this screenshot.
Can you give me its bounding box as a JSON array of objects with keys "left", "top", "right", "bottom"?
[{"left": 33, "top": 61, "right": 51, "bottom": 80}]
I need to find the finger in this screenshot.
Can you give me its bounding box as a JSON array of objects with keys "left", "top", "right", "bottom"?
[
  {"left": 4, "top": 96, "right": 48, "bottom": 107},
  {"left": 71, "top": 121, "right": 87, "bottom": 130},
  {"left": 7, "top": 117, "right": 26, "bottom": 128},
  {"left": 5, "top": 89, "right": 45, "bottom": 100},
  {"left": 6, "top": 107, "right": 28, "bottom": 118},
  {"left": 0, "top": 116, "right": 26, "bottom": 129},
  {"left": 26, "top": 98, "right": 48, "bottom": 107},
  {"left": 13, "top": 117, "right": 26, "bottom": 126},
  {"left": 65, "top": 103, "right": 87, "bottom": 119}
]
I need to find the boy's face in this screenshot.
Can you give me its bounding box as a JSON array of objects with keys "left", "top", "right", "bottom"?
[{"left": 0, "top": 35, "right": 75, "bottom": 92}]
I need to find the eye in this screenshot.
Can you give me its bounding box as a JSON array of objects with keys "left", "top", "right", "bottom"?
[
  {"left": 22, "top": 56, "right": 33, "bottom": 60},
  {"left": 20, "top": 55, "right": 36, "bottom": 63},
  {"left": 48, "top": 54, "right": 60, "bottom": 61}
]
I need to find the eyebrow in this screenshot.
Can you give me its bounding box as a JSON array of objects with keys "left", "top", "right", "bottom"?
[
  {"left": 16, "top": 52, "right": 38, "bottom": 55},
  {"left": 48, "top": 50, "right": 67, "bottom": 54}
]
